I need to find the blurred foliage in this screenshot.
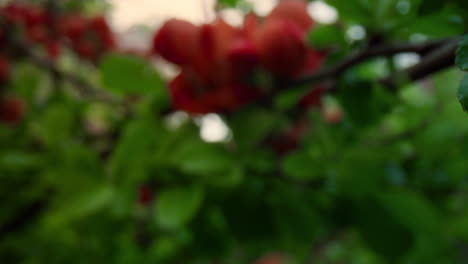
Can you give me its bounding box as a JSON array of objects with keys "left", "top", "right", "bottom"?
[
  {"left": 1, "top": 0, "right": 468, "bottom": 264},
  {"left": 457, "top": 35, "right": 468, "bottom": 112}
]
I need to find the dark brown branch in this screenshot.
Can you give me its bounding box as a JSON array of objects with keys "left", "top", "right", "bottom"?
[
  {"left": 291, "top": 37, "right": 460, "bottom": 88},
  {"left": 384, "top": 38, "right": 461, "bottom": 90}
]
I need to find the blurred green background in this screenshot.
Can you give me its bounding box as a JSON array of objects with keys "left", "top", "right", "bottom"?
[{"left": 1, "top": 0, "right": 468, "bottom": 263}]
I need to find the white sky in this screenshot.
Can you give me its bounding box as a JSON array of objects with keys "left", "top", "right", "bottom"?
[
  {"left": 109, "top": 0, "right": 337, "bottom": 32},
  {"left": 109, "top": 0, "right": 280, "bottom": 31}
]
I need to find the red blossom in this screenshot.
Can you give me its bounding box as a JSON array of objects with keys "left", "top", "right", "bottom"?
[
  {"left": 138, "top": 185, "right": 154, "bottom": 206},
  {"left": 0, "top": 56, "right": 10, "bottom": 83},
  {"left": 151, "top": 0, "right": 324, "bottom": 114},
  {"left": 0, "top": 96, "right": 25, "bottom": 125},
  {"left": 152, "top": 19, "right": 200, "bottom": 65}
]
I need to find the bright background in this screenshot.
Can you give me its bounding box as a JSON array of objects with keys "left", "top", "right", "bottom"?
[{"left": 109, "top": 0, "right": 338, "bottom": 31}]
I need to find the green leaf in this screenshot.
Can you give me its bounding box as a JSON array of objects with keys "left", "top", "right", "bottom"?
[
  {"left": 282, "top": 150, "right": 322, "bottom": 180},
  {"left": 274, "top": 85, "right": 310, "bottom": 111},
  {"left": 338, "top": 80, "right": 373, "bottom": 126},
  {"left": 268, "top": 188, "right": 319, "bottom": 247},
  {"left": 335, "top": 149, "right": 384, "bottom": 196},
  {"left": 164, "top": 132, "right": 243, "bottom": 186},
  {"left": 109, "top": 117, "right": 161, "bottom": 183},
  {"left": 338, "top": 79, "right": 393, "bottom": 127},
  {"left": 418, "top": 0, "right": 446, "bottom": 15},
  {"left": 324, "top": 0, "right": 371, "bottom": 25},
  {"left": 393, "top": 6, "right": 465, "bottom": 38},
  {"left": 354, "top": 199, "right": 414, "bottom": 261},
  {"left": 456, "top": 35, "right": 468, "bottom": 71},
  {"left": 10, "top": 62, "right": 42, "bottom": 103},
  {"left": 155, "top": 186, "right": 204, "bottom": 230},
  {"left": 33, "top": 102, "right": 76, "bottom": 147},
  {"left": 378, "top": 191, "right": 447, "bottom": 263},
  {"left": 189, "top": 208, "right": 231, "bottom": 259},
  {"left": 378, "top": 191, "right": 440, "bottom": 234},
  {"left": 231, "top": 108, "right": 281, "bottom": 149},
  {"left": 149, "top": 236, "right": 184, "bottom": 262},
  {"left": 457, "top": 74, "right": 468, "bottom": 112},
  {"left": 308, "top": 25, "right": 345, "bottom": 49},
  {"left": 205, "top": 165, "right": 245, "bottom": 188},
  {"left": 170, "top": 141, "right": 231, "bottom": 175},
  {"left": 0, "top": 151, "right": 43, "bottom": 172},
  {"left": 217, "top": 0, "right": 241, "bottom": 8},
  {"left": 44, "top": 185, "right": 114, "bottom": 226},
  {"left": 100, "top": 53, "right": 163, "bottom": 94},
  {"left": 454, "top": 0, "right": 468, "bottom": 10}
]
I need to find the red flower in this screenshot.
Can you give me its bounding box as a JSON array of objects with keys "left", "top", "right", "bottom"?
[
  {"left": 200, "top": 18, "right": 241, "bottom": 62},
  {"left": 152, "top": 19, "right": 200, "bottom": 65},
  {"left": 207, "top": 82, "right": 258, "bottom": 111},
  {"left": 255, "top": 18, "right": 307, "bottom": 76},
  {"left": 26, "top": 24, "right": 48, "bottom": 43},
  {"left": 46, "top": 40, "right": 61, "bottom": 59},
  {"left": 23, "top": 6, "right": 47, "bottom": 27},
  {"left": 0, "top": 56, "right": 10, "bottom": 83},
  {"left": 301, "top": 49, "right": 327, "bottom": 75},
  {"left": 170, "top": 70, "right": 257, "bottom": 114},
  {"left": 267, "top": 0, "right": 314, "bottom": 31},
  {"left": 243, "top": 12, "right": 259, "bottom": 40},
  {"left": 3, "top": 4, "right": 29, "bottom": 24},
  {"left": 73, "top": 39, "right": 96, "bottom": 59},
  {"left": 89, "top": 16, "right": 116, "bottom": 49},
  {"left": 299, "top": 86, "right": 326, "bottom": 108},
  {"left": 0, "top": 97, "right": 25, "bottom": 125},
  {"left": 0, "top": 29, "right": 5, "bottom": 44},
  {"left": 138, "top": 185, "right": 153, "bottom": 206},
  {"left": 254, "top": 253, "right": 286, "bottom": 264},
  {"left": 152, "top": 0, "right": 325, "bottom": 114},
  {"left": 60, "top": 15, "right": 88, "bottom": 40},
  {"left": 226, "top": 39, "right": 260, "bottom": 76},
  {"left": 60, "top": 15, "right": 115, "bottom": 60},
  {"left": 169, "top": 72, "right": 212, "bottom": 114}
]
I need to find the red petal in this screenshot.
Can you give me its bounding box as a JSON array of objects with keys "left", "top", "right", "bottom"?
[
  {"left": 152, "top": 19, "right": 200, "bottom": 65},
  {"left": 267, "top": 0, "right": 314, "bottom": 31},
  {"left": 256, "top": 18, "right": 307, "bottom": 77}
]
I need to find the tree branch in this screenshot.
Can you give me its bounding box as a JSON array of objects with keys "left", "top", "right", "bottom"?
[
  {"left": 383, "top": 38, "right": 461, "bottom": 90},
  {"left": 290, "top": 37, "right": 461, "bottom": 88}
]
